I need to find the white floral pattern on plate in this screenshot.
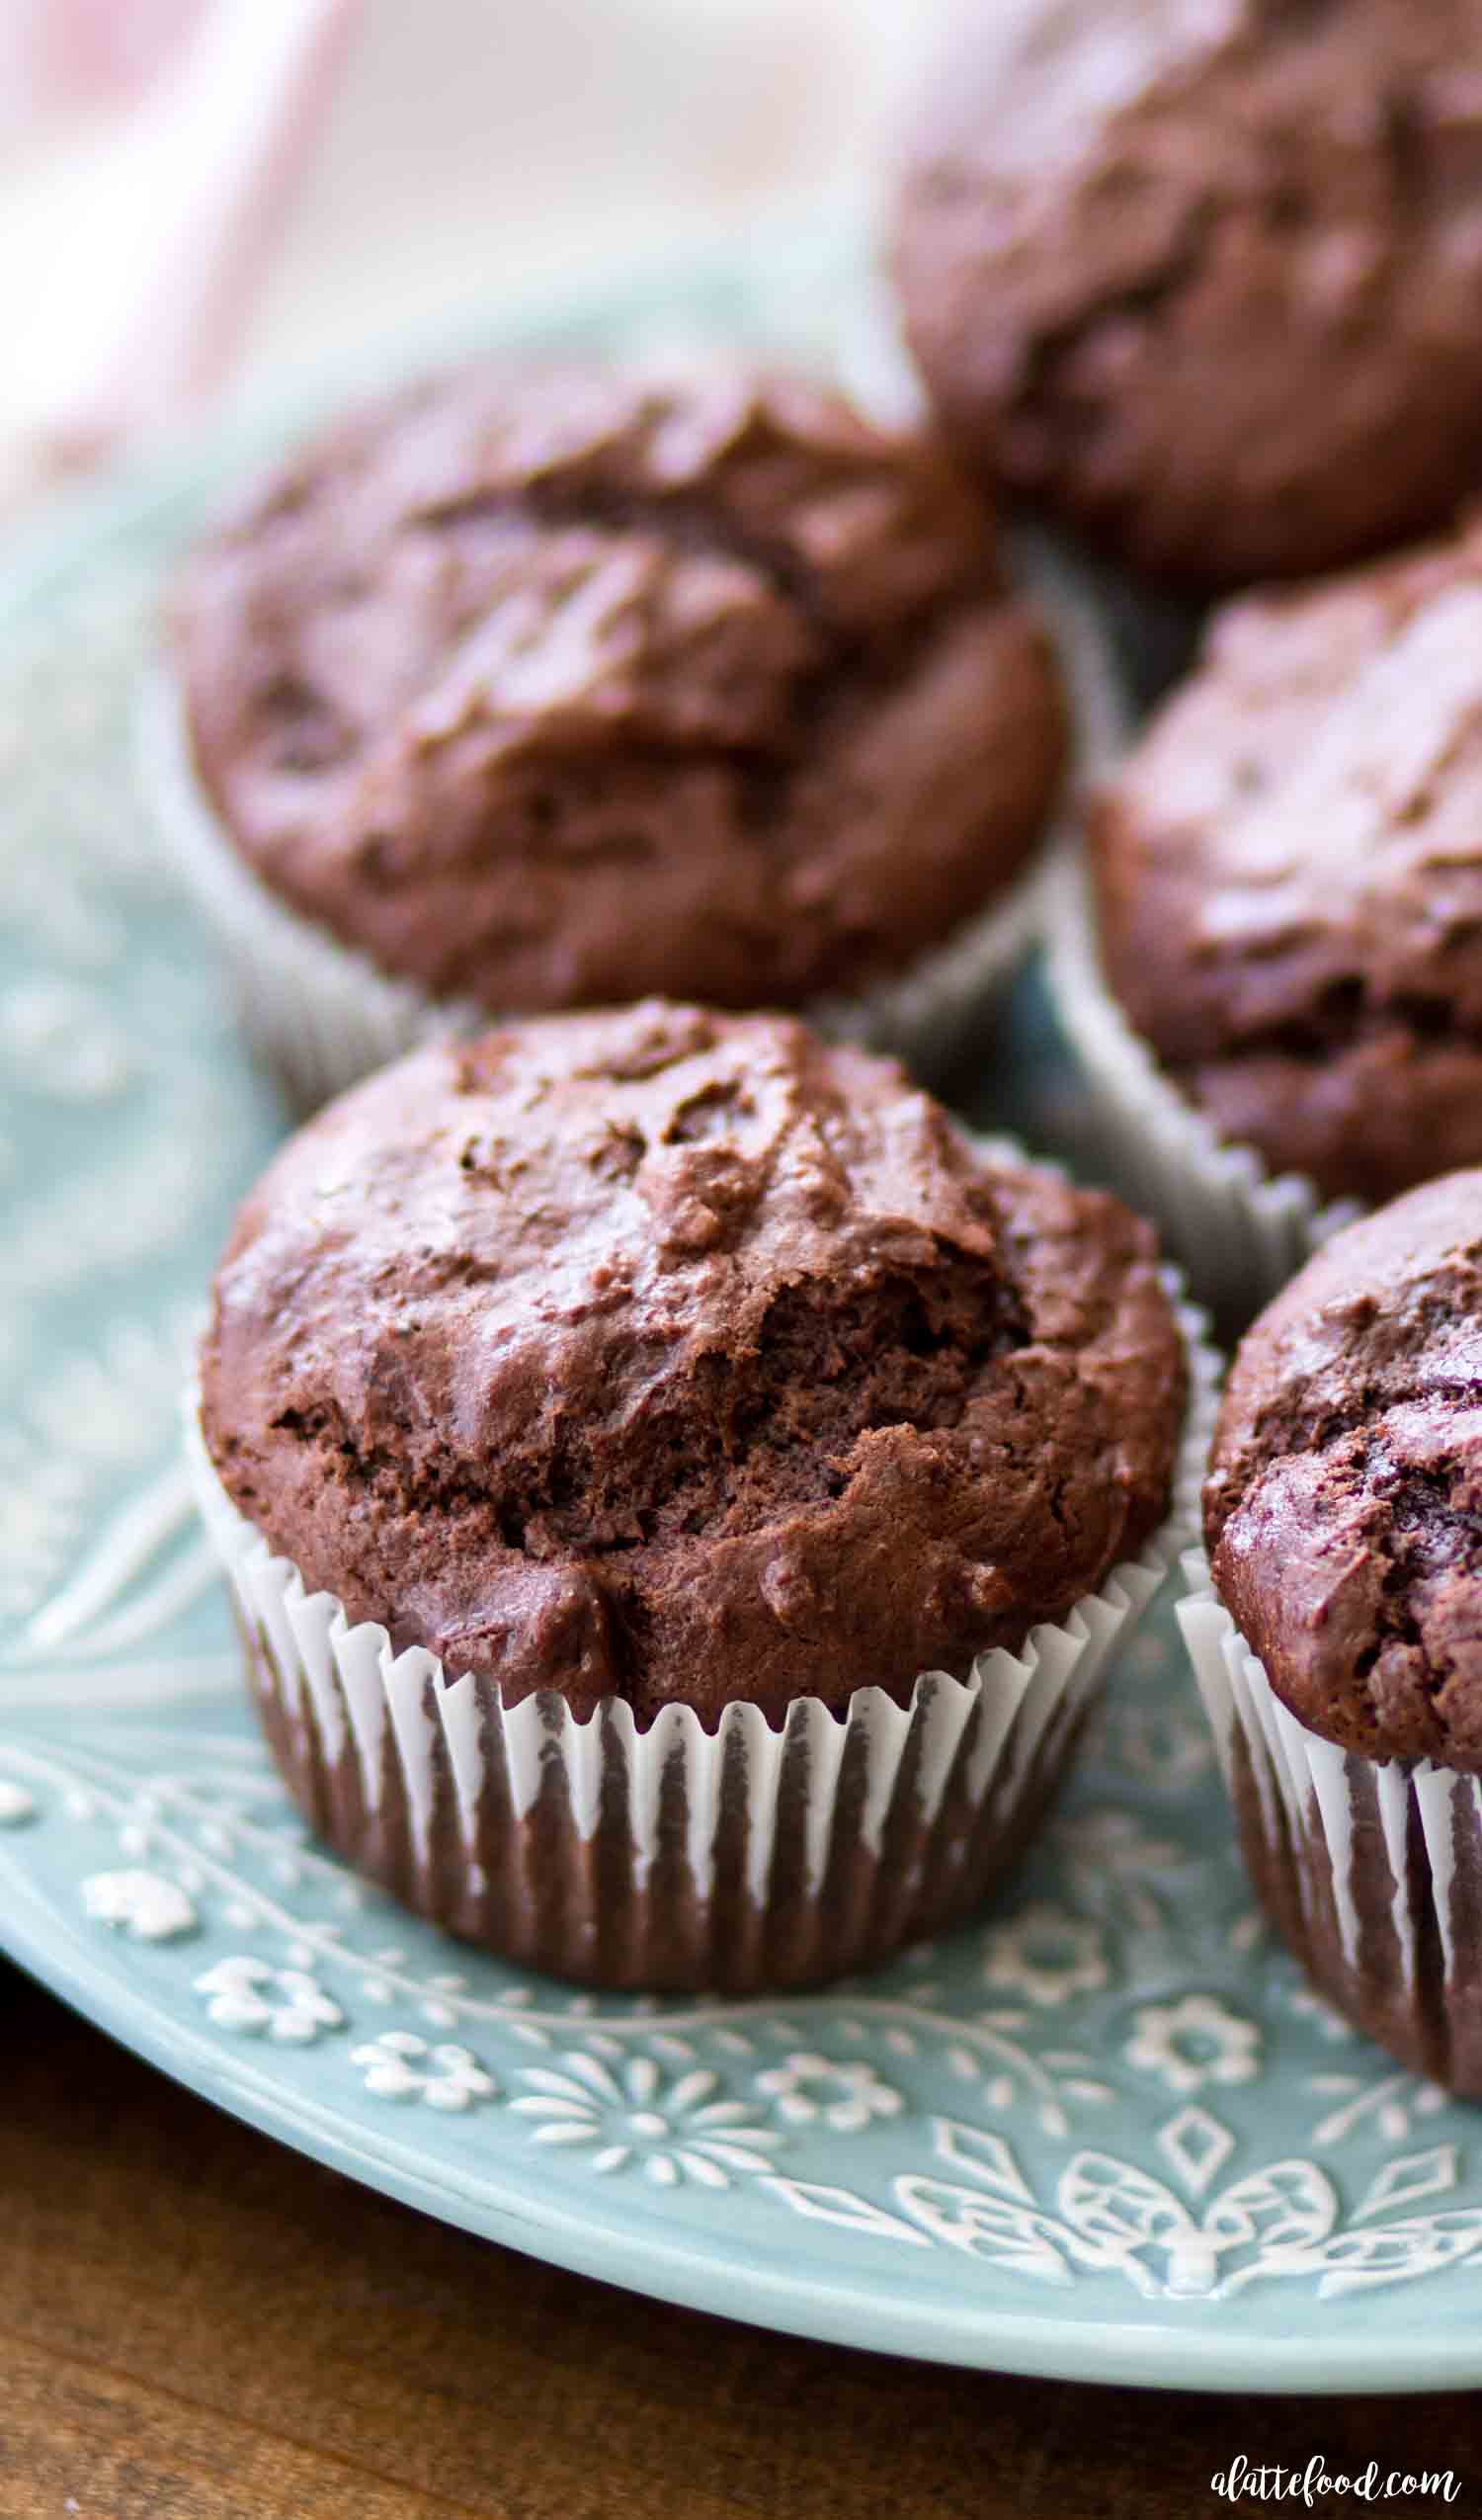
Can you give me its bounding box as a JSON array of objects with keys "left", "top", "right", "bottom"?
[
  {"left": 980, "top": 1902, "right": 1110, "bottom": 2009},
  {"left": 197, "top": 1955, "right": 343, "bottom": 2042},
  {"left": 1124, "top": 1996, "right": 1263, "bottom": 2097},
  {"left": 512, "top": 2056, "right": 781, "bottom": 2184},
  {"left": 351, "top": 2031, "right": 497, "bottom": 2111},
  {"left": 82, "top": 1868, "right": 197, "bottom": 1941},
  {"left": 754, "top": 2055, "right": 904, "bottom": 2135},
  {"left": 774, "top": 2120, "right": 1482, "bottom": 2303}
]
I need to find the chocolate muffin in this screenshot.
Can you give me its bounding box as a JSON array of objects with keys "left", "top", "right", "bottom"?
[
  {"left": 1206, "top": 1177, "right": 1482, "bottom": 1765},
  {"left": 890, "top": 0, "right": 1482, "bottom": 586},
  {"left": 168, "top": 362, "right": 1066, "bottom": 1038},
  {"left": 1087, "top": 515, "right": 1482, "bottom": 1212},
  {"left": 203, "top": 999, "right": 1183, "bottom": 1719},
  {"left": 194, "top": 1000, "right": 1194, "bottom": 1988},
  {"left": 1188, "top": 1175, "right": 1482, "bottom": 2085}
]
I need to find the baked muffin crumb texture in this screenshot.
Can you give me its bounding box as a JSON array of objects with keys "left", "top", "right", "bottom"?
[
  {"left": 1093, "top": 515, "right": 1482, "bottom": 1206},
  {"left": 1206, "top": 1174, "right": 1482, "bottom": 1770},
  {"left": 175, "top": 367, "right": 1065, "bottom": 1014},
  {"left": 203, "top": 1002, "right": 1184, "bottom": 1725}
]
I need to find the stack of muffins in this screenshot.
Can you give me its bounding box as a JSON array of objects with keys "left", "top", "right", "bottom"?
[
  {"left": 891, "top": 0, "right": 1482, "bottom": 2087},
  {"left": 174, "top": 1, "right": 1482, "bottom": 2082},
  {"left": 172, "top": 358, "right": 1212, "bottom": 1991}
]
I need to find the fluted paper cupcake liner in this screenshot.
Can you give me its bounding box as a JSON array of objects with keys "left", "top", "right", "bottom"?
[
  {"left": 136, "top": 668, "right": 476, "bottom": 1112},
  {"left": 137, "top": 526, "right": 1129, "bottom": 1107},
  {"left": 1042, "top": 850, "right": 1357, "bottom": 1330},
  {"left": 184, "top": 1283, "right": 1216, "bottom": 1993},
  {"left": 1180, "top": 1554, "right": 1482, "bottom": 2093}
]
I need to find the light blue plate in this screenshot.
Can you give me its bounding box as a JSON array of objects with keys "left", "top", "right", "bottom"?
[{"left": 6, "top": 236, "right": 1482, "bottom": 2395}]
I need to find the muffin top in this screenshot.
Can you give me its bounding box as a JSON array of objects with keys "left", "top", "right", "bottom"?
[
  {"left": 173, "top": 363, "right": 1065, "bottom": 1015},
  {"left": 201, "top": 1002, "right": 1185, "bottom": 1726},
  {"left": 890, "top": 0, "right": 1482, "bottom": 586},
  {"left": 1091, "top": 516, "right": 1482, "bottom": 1207},
  {"left": 1206, "top": 1174, "right": 1482, "bottom": 1771}
]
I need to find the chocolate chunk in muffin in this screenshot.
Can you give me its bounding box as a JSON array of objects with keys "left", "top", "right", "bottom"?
[
  {"left": 890, "top": 0, "right": 1482, "bottom": 585},
  {"left": 1090, "top": 515, "right": 1482, "bottom": 1208},
  {"left": 172, "top": 365, "right": 1066, "bottom": 1016},
  {"left": 1205, "top": 1173, "right": 1482, "bottom": 1769},
  {"left": 201, "top": 1001, "right": 1184, "bottom": 1728}
]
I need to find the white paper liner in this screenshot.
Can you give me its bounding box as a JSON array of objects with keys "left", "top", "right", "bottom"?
[
  {"left": 135, "top": 668, "right": 477, "bottom": 1111},
  {"left": 1179, "top": 1553, "right": 1482, "bottom": 2090},
  {"left": 136, "top": 521, "right": 1129, "bottom": 1107},
  {"left": 184, "top": 1278, "right": 1217, "bottom": 1993},
  {"left": 1043, "top": 848, "right": 1358, "bottom": 1325}
]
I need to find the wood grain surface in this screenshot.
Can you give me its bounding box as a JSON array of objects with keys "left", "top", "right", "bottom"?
[{"left": 1, "top": 1960, "right": 1475, "bottom": 2519}]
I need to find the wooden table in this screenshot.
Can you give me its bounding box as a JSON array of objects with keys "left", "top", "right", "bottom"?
[{"left": 3, "top": 1963, "right": 1476, "bottom": 2517}]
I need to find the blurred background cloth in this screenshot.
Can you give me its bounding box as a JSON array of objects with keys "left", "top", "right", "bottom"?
[{"left": 0, "top": 0, "right": 958, "bottom": 519}]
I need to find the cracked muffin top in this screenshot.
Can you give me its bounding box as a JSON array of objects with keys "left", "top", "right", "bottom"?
[
  {"left": 200, "top": 1001, "right": 1185, "bottom": 1726},
  {"left": 1089, "top": 516, "right": 1482, "bottom": 1208},
  {"left": 1205, "top": 1174, "right": 1482, "bottom": 1769},
  {"left": 889, "top": 0, "right": 1482, "bottom": 586},
  {"left": 171, "top": 361, "right": 1066, "bottom": 1015}
]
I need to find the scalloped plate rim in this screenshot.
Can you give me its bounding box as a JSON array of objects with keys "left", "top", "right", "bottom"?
[{"left": 8, "top": 1846, "right": 1481, "bottom": 2396}]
